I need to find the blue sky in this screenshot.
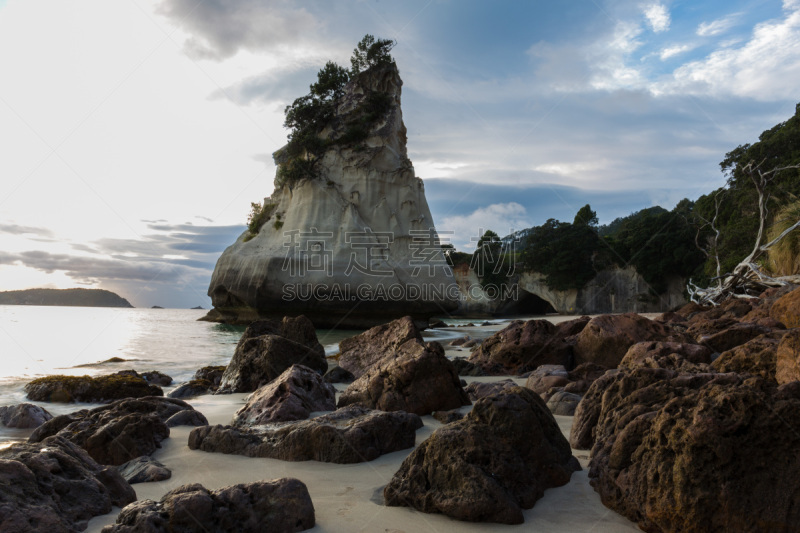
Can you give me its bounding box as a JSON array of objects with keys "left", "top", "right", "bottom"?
[{"left": 0, "top": 0, "right": 798, "bottom": 308}]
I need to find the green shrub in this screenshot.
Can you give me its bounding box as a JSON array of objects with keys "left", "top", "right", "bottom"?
[{"left": 245, "top": 201, "right": 276, "bottom": 240}]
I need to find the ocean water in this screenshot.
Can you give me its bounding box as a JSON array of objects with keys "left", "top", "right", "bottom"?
[{"left": 0, "top": 305, "right": 489, "bottom": 443}]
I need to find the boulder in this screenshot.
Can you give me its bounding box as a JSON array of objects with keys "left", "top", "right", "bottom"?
[
  {"left": 217, "top": 316, "right": 327, "bottom": 393},
  {"left": 464, "top": 379, "right": 519, "bottom": 402},
  {"left": 323, "top": 365, "right": 354, "bottom": 383},
  {"left": 451, "top": 357, "right": 486, "bottom": 376},
  {"left": 165, "top": 410, "right": 209, "bottom": 428},
  {"left": 232, "top": 364, "right": 336, "bottom": 426},
  {"left": 712, "top": 332, "right": 787, "bottom": 381},
  {"left": 25, "top": 372, "right": 163, "bottom": 403},
  {"left": 431, "top": 409, "right": 464, "bottom": 424},
  {"left": 546, "top": 391, "right": 582, "bottom": 416},
  {"left": 383, "top": 387, "right": 580, "bottom": 524},
  {"left": 574, "top": 313, "right": 682, "bottom": 368},
  {"left": 587, "top": 369, "right": 800, "bottom": 533},
  {"left": 337, "top": 316, "right": 423, "bottom": 378},
  {"left": 337, "top": 340, "right": 470, "bottom": 415},
  {"left": 449, "top": 336, "right": 470, "bottom": 346},
  {"left": 29, "top": 396, "right": 203, "bottom": 465},
  {"left": 777, "top": 329, "right": 800, "bottom": 385},
  {"left": 0, "top": 402, "right": 53, "bottom": 428},
  {"left": 770, "top": 286, "right": 800, "bottom": 328},
  {"left": 524, "top": 365, "right": 569, "bottom": 395},
  {"left": 116, "top": 456, "right": 171, "bottom": 484},
  {"left": 468, "top": 319, "right": 576, "bottom": 375},
  {"left": 188, "top": 406, "right": 422, "bottom": 464},
  {"left": 102, "top": 479, "right": 315, "bottom": 533},
  {"left": 167, "top": 380, "right": 214, "bottom": 399},
  {"left": 619, "top": 341, "right": 712, "bottom": 372},
  {"left": 701, "top": 322, "right": 775, "bottom": 353},
  {"left": 0, "top": 436, "right": 135, "bottom": 532},
  {"left": 141, "top": 371, "right": 172, "bottom": 386},
  {"left": 194, "top": 365, "right": 226, "bottom": 387}
]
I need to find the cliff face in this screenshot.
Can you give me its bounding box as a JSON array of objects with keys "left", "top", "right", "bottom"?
[
  {"left": 206, "top": 64, "right": 459, "bottom": 328},
  {"left": 451, "top": 266, "right": 686, "bottom": 317}
]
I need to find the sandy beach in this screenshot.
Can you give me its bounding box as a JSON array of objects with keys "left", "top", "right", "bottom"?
[{"left": 76, "top": 320, "right": 641, "bottom": 533}]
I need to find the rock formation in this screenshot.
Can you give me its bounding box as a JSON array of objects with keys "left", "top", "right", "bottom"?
[
  {"left": 0, "top": 436, "right": 135, "bottom": 532},
  {"left": 102, "top": 479, "right": 315, "bottom": 533},
  {"left": 383, "top": 387, "right": 580, "bottom": 524},
  {"left": 29, "top": 396, "right": 206, "bottom": 465},
  {"left": 188, "top": 406, "right": 422, "bottom": 464},
  {"left": 216, "top": 316, "right": 327, "bottom": 393},
  {"left": 204, "top": 63, "right": 458, "bottom": 328},
  {"left": 337, "top": 339, "right": 470, "bottom": 415},
  {"left": 232, "top": 364, "right": 336, "bottom": 426},
  {"left": 0, "top": 402, "right": 53, "bottom": 428}
]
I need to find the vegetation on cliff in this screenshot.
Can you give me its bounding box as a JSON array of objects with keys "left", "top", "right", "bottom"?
[{"left": 0, "top": 288, "right": 133, "bottom": 308}]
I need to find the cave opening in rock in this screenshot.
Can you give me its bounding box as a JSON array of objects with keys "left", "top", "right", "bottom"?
[{"left": 502, "top": 289, "right": 557, "bottom": 316}]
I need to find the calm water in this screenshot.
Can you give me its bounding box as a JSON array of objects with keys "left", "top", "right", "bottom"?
[{"left": 0, "top": 306, "right": 484, "bottom": 443}]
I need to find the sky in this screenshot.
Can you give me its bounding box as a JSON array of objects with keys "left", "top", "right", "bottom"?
[{"left": 0, "top": 0, "right": 799, "bottom": 308}]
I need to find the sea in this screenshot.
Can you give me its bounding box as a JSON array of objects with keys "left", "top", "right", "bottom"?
[{"left": 0, "top": 305, "right": 493, "bottom": 445}]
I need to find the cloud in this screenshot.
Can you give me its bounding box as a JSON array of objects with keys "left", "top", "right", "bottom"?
[
  {"left": 660, "top": 43, "right": 694, "bottom": 60},
  {"left": 697, "top": 14, "right": 740, "bottom": 37},
  {"left": 643, "top": 3, "right": 671, "bottom": 33},
  {"left": 0, "top": 223, "right": 54, "bottom": 238},
  {"left": 663, "top": 4, "right": 800, "bottom": 99},
  {"left": 157, "top": 0, "right": 322, "bottom": 60},
  {"left": 439, "top": 203, "right": 532, "bottom": 249}
]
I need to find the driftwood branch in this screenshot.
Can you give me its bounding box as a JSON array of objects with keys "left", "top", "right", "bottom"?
[{"left": 689, "top": 161, "right": 800, "bottom": 306}]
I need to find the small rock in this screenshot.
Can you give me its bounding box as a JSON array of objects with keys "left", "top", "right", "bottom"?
[
  {"left": 464, "top": 379, "right": 518, "bottom": 401},
  {"left": 165, "top": 410, "right": 209, "bottom": 428},
  {"left": 323, "top": 365, "right": 355, "bottom": 384},
  {"left": 168, "top": 379, "right": 214, "bottom": 399},
  {"left": 431, "top": 409, "right": 464, "bottom": 424},
  {"left": 116, "top": 456, "right": 171, "bottom": 484},
  {"left": 0, "top": 402, "right": 53, "bottom": 428},
  {"left": 546, "top": 391, "right": 582, "bottom": 416},
  {"left": 141, "top": 370, "right": 172, "bottom": 386}
]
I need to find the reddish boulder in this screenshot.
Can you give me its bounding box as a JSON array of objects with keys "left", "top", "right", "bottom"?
[
  {"left": 573, "top": 313, "right": 683, "bottom": 368},
  {"left": 770, "top": 287, "right": 800, "bottom": 328},
  {"left": 337, "top": 316, "right": 423, "bottom": 378},
  {"left": 587, "top": 369, "right": 800, "bottom": 533},
  {"left": 776, "top": 329, "right": 800, "bottom": 385},
  {"left": 619, "top": 341, "right": 712, "bottom": 372},
  {"left": 701, "top": 322, "right": 775, "bottom": 353},
  {"left": 337, "top": 341, "right": 470, "bottom": 415},
  {"left": 712, "top": 332, "right": 787, "bottom": 381},
  {"left": 468, "top": 319, "right": 578, "bottom": 375},
  {"left": 232, "top": 365, "right": 336, "bottom": 426}
]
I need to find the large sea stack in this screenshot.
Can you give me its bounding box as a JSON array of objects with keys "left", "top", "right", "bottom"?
[{"left": 204, "top": 62, "right": 458, "bottom": 328}]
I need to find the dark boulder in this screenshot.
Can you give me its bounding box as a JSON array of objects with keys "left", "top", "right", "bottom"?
[
  {"left": 0, "top": 402, "right": 53, "bottom": 428},
  {"left": 383, "top": 387, "right": 580, "bottom": 524},
  {"left": 194, "top": 365, "right": 226, "bottom": 387},
  {"left": 546, "top": 390, "right": 582, "bottom": 415},
  {"left": 451, "top": 357, "right": 486, "bottom": 376},
  {"left": 464, "top": 379, "right": 519, "bottom": 402},
  {"left": 217, "top": 315, "right": 326, "bottom": 393},
  {"left": 323, "top": 365, "right": 354, "bottom": 383},
  {"left": 524, "top": 365, "right": 569, "bottom": 395},
  {"left": 232, "top": 364, "right": 336, "bottom": 426},
  {"left": 25, "top": 372, "right": 163, "bottom": 403},
  {"left": 29, "top": 396, "right": 203, "bottom": 465},
  {"left": 337, "top": 340, "right": 470, "bottom": 416},
  {"left": 188, "top": 406, "right": 422, "bottom": 464},
  {"left": 141, "top": 371, "right": 172, "bottom": 386},
  {"left": 167, "top": 379, "right": 214, "bottom": 399},
  {"left": 0, "top": 436, "right": 135, "bottom": 532},
  {"left": 101, "top": 479, "right": 315, "bottom": 533},
  {"left": 116, "top": 455, "right": 171, "bottom": 484}
]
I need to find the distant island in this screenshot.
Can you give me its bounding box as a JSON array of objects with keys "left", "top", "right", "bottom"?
[{"left": 0, "top": 288, "right": 133, "bottom": 308}]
